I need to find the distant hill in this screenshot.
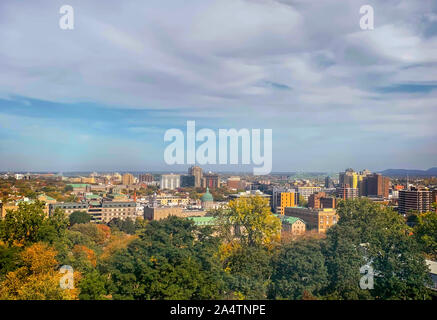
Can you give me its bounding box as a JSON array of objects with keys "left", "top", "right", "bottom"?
[{"left": 379, "top": 167, "right": 437, "bottom": 177}]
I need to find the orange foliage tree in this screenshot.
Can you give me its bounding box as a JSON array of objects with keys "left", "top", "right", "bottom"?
[{"left": 0, "top": 243, "right": 80, "bottom": 300}]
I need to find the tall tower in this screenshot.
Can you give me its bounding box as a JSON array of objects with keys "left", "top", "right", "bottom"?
[{"left": 188, "top": 166, "right": 203, "bottom": 188}]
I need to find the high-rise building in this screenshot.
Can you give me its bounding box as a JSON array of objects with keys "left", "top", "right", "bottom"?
[
  {"left": 297, "top": 186, "right": 321, "bottom": 201},
  {"left": 122, "top": 173, "right": 135, "bottom": 185},
  {"left": 325, "top": 176, "right": 335, "bottom": 188},
  {"left": 398, "top": 188, "right": 432, "bottom": 215},
  {"left": 188, "top": 166, "right": 203, "bottom": 188},
  {"left": 160, "top": 174, "right": 181, "bottom": 190},
  {"left": 339, "top": 169, "right": 371, "bottom": 194},
  {"left": 361, "top": 174, "right": 390, "bottom": 198},
  {"left": 139, "top": 173, "right": 154, "bottom": 183},
  {"left": 202, "top": 173, "right": 220, "bottom": 189},
  {"left": 272, "top": 187, "right": 297, "bottom": 214},
  {"left": 181, "top": 175, "right": 195, "bottom": 187},
  {"left": 336, "top": 186, "right": 358, "bottom": 199}
]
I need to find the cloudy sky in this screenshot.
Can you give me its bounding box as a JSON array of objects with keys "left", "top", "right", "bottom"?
[{"left": 0, "top": 0, "right": 436, "bottom": 173}]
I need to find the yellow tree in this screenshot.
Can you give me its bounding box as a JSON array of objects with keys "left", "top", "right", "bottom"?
[
  {"left": 218, "top": 195, "right": 281, "bottom": 247},
  {"left": 0, "top": 243, "right": 80, "bottom": 300}
]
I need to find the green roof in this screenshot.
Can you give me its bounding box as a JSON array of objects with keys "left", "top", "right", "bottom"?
[
  {"left": 274, "top": 214, "right": 305, "bottom": 225},
  {"left": 188, "top": 216, "right": 216, "bottom": 226},
  {"left": 201, "top": 187, "right": 214, "bottom": 202}
]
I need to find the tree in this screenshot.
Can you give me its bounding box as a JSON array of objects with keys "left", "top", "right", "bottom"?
[
  {"left": 222, "top": 245, "right": 272, "bottom": 299},
  {"left": 324, "top": 198, "right": 432, "bottom": 300},
  {"left": 0, "top": 244, "right": 20, "bottom": 280},
  {"left": 78, "top": 270, "right": 108, "bottom": 300},
  {"left": 0, "top": 201, "right": 68, "bottom": 246},
  {"left": 108, "top": 218, "right": 136, "bottom": 235},
  {"left": 102, "top": 216, "right": 225, "bottom": 300},
  {"left": 269, "top": 239, "right": 328, "bottom": 300},
  {"left": 0, "top": 243, "right": 79, "bottom": 300},
  {"left": 0, "top": 201, "right": 46, "bottom": 246},
  {"left": 214, "top": 195, "right": 281, "bottom": 247},
  {"left": 298, "top": 195, "right": 308, "bottom": 208},
  {"left": 413, "top": 211, "right": 437, "bottom": 260},
  {"left": 69, "top": 211, "right": 91, "bottom": 226}
]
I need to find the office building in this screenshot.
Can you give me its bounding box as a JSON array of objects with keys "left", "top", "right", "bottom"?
[
  {"left": 160, "top": 174, "right": 181, "bottom": 190},
  {"left": 139, "top": 173, "right": 154, "bottom": 183},
  {"left": 181, "top": 175, "right": 195, "bottom": 187},
  {"left": 297, "top": 186, "right": 321, "bottom": 201},
  {"left": 188, "top": 166, "right": 203, "bottom": 188},
  {"left": 398, "top": 188, "right": 432, "bottom": 215},
  {"left": 361, "top": 173, "right": 390, "bottom": 198},
  {"left": 122, "top": 173, "right": 135, "bottom": 186},
  {"left": 202, "top": 173, "right": 220, "bottom": 189},
  {"left": 144, "top": 206, "right": 206, "bottom": 221},
  {"left": 336, "top": 186, "right": 358, "bottom": 199},
  {"left": 272, "top": 187, "right": 297, "bottom": 213},
  {"left": 49, "top": 201, "right": 137, "bottom": 223},
  {"left": 325, "top": 176, "right": 335, "bottom": 188}
]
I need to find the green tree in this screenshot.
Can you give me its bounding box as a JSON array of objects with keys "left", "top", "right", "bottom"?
[
  {"left": 69, "top": 211, "right": 91, "bottom": 226},
  {"left": 0, "top": 201, "right": 46, "bottom": 246},
  {"left": 78, "top": 270, "right": 108, "bottom": 300},
  {"left": 324, "top": 198, "right": 432, "bottom": 300},
  {"left": 0, "top": 244, "right": 21, "bottom": 280},
  {"left": 102, "top": 216, "right": 225, "bottom": 300},
  {"left": 223, "top": 246, "right": 272, "bottom": 299},
  {"left": 413, "top": 211, "right": 437, "bottom": 260},
  {"left": 269, "top": 240, "right": 328, "bottom": 299}
]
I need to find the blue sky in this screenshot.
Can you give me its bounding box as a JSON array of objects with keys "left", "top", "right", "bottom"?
[{"left": 0, "top": 0, "right": 436, "bottom": 172}]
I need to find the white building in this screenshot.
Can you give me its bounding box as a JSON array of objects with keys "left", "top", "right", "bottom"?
[{"left": 160, "top": 174, "right": 181, "bottom": 190}]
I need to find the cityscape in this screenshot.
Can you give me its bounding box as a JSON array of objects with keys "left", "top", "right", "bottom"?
[
  {"left": 0, "top": 167, "right": 436, "bottom": 301},
  {"left": 0, "top": 0, "right": 436, "bottom": 309}
]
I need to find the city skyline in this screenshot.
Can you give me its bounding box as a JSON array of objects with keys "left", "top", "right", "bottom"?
[{"left": 0, "top": 0, "right": 436, "bottom": 172}]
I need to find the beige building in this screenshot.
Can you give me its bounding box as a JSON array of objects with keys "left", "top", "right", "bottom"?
[
  {"left": 122, "top": 173, "right": 135, "bottom": 186},
  {"left": 281, "top": 216, "right": 306, "bottom": 235},
  {"left": 144, "top": 206, "right": 206, "bottom": 221},
  {"left": 284, "top": 207, "right": 338, "bottom": 233},
  {"left": 153, "top": 194, "right": 189, "bottom": 206}
]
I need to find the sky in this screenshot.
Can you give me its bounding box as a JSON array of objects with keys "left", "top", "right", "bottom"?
[{"left": 0, "top": 0, "right": 436, "bottom": 173}]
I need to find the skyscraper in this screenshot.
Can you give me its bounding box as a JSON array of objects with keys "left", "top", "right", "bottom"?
[
  {"left": 188, "top": 166, "right": 203, "bottom": 188},
  {"left": 361, "top": 173, "right": 390, "bottom": 198},
  {"left": 325, "top": 176, "right": 335, "bottom": 188}
]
